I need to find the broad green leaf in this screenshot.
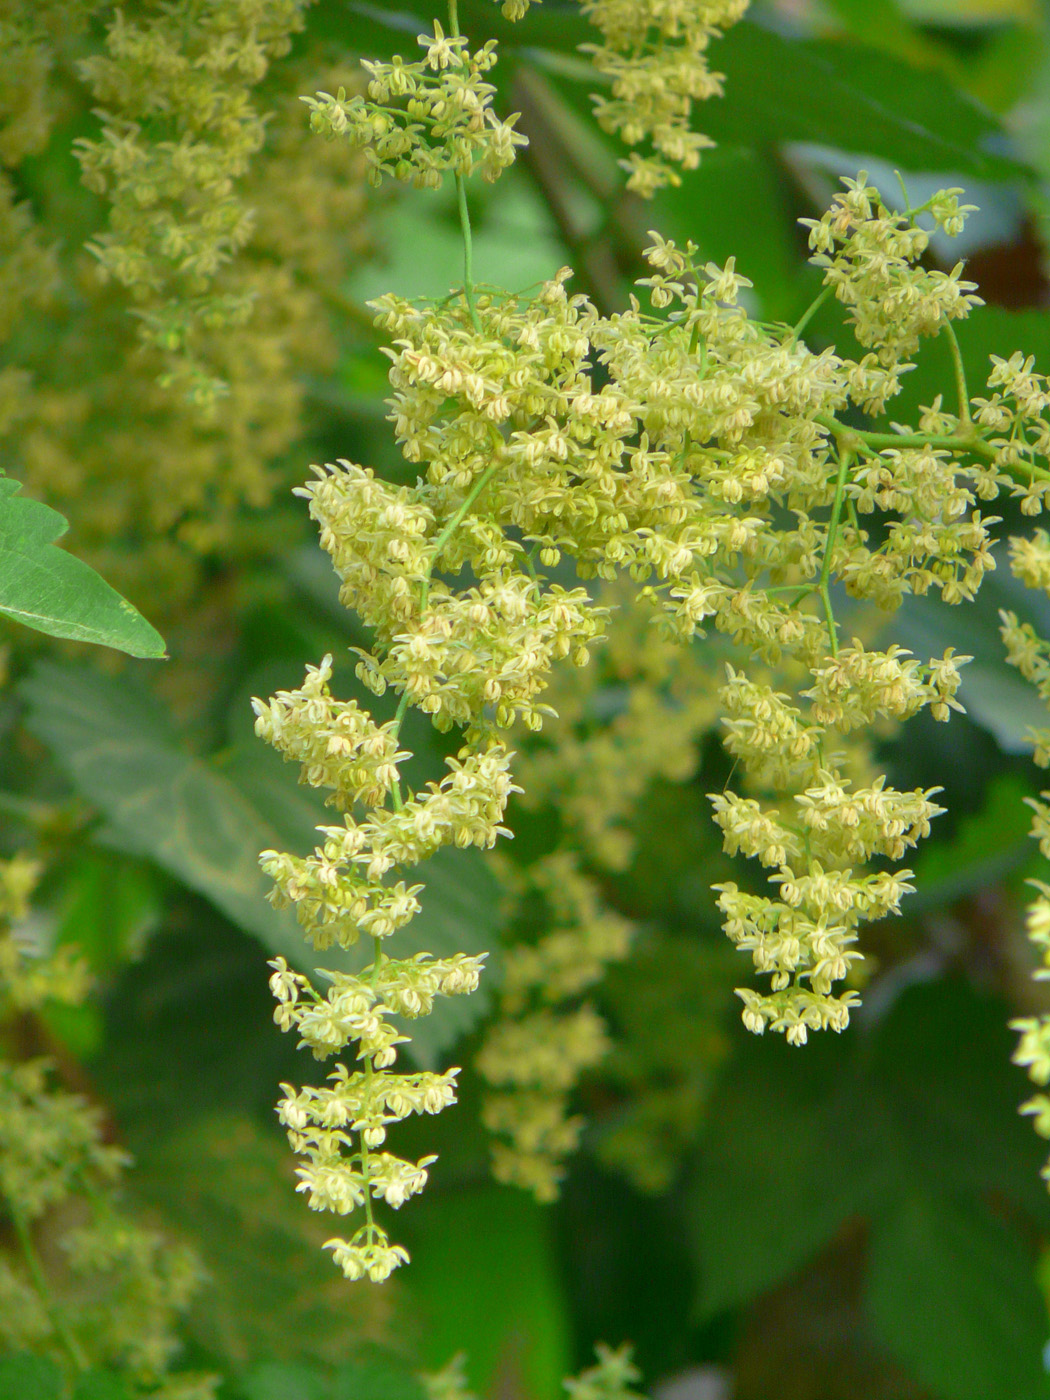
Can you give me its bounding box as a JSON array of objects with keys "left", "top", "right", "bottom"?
[
  {"left": 899, "top": 0, "right": 1036, "bottom": 21},
  {"left": 53, "top": 849, "right": 163, "bottom": 973},
  {"left": 21, "top": 662, "right": 499, "bottom": 1066},
  {"left": 909, "top": 773, "right": 1038, "bottom": 913},
  {"left": 893, "top": 550, "right": 1050, "bottom": 756},
  {"left": 866, "top": 1189, "right": 1050, "bottom": 1400},
  {"left": 702, "top": 23, "right": 1030, "bottom": 184},
  {"left": 863, "top": 979, "right": 1050, "bottom": 1221},
  {"left": 20, "top": 661, "right": 309, "bottom": 965},
  {"left": 399, "top": 1182, "right": 571, "bottom": 1399},
  {"left": 690, "top": 976, "right": 1050, "bottom": 1354},
  {"left": 71, "top": 1372, "right": 131, "bottom": 1400},
  {"left": 690, "top": 1032, "right": 871, "bottom": 1318},
  {"left": 0, "top": 480, "right": 165, "bottom": 657},
  {"left": 0, "top": 1355, "right": 63, "bottom": 1400},
  {"left": 237, "top": 1364, "right": 329, "bottom": 1400},
  {"left": 129, "top": 1113, "right": 391, "bottom": 1371}
]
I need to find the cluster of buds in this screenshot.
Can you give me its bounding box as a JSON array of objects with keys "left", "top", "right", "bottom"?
[{"left": 302, "top": 22, "right": 526, "bottom": 188}]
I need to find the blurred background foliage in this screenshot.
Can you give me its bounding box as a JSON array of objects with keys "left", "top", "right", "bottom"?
[{"left": 7, "top": 0, "right": 1050, "bottom": 1398}]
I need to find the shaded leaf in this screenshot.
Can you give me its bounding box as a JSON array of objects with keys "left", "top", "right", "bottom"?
[
  {"left": 892, "top": 557, "right": 1050, "bottom": 755},
  {"left": 866, "top": 1189, "right": 1050, "bottom": 1400},
  {"left": 129, "top": 1112, "right": 392, "bottom": 1371},
  {"left": 20, "top": 661, "right": 308, "bottom": 965},
  {"left": 691, "top": 1032, "right": 871, "bottom": 1319},
  {"left": 651, "top": 146, "right": 803, "bottom": 323},
  {"left": 53, "top": 849, "right": 163, "bottom": 973},
  {"left": 399, "top": 1182, "right": 571, "bottom": 1399},
  {"left": 701, "top": 22, "right": 1027, "bottom": 183},
  {"left": 0, "top": 481, "right": 165, "bottom": 657},
  {"left": 21, "top": 662, "right": 499, "bottom": 1066},
  {"left": 71, "top": 1372, "right": 131, "bottom": 1400},
  {"left": 0, "top": 1355, "right": 63, "bottom": 1400},
  {"left": 863, "top": 979, "right": 1050, "bottom": 1220},
  {"left": 330, "top": 1360, "right": 427, "bottom": 1400},
  {"left": 237, "top": 1363, "right": 329, "bottom": 1400}
]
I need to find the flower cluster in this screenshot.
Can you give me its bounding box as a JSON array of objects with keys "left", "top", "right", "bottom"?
[
  {"left": 1011, "top": 886, "right": 1050, "bottom": 1149},
  {"left": 580, "top": 0, "right": 751, "bottom": 196},
  {"left": 303, "top": 21, "right": 526, "bottom": 189},
  {"left": 2, "top": 7, "right": 370, "bottom": 610},
  {"left": 255, "top": 649, "right": 520, "bottom": 1276},
  {"left": 75, "top": 0, "right": 308, "bottom": 404},
  {"left": 1000, "top": 532, "right": 1050, "bottom": 1180},
  {"left": 476, "top": 587, "right": 720, "bottom": 1197},
  {"left": 478, "top": 851, "right": 631, "bottom": 1200},
  {"left": 256, "top": 0, "right": 1050, "bottom": 1269},
  {"left": 974, "top": 352, "right": 1050, "bottom": 514},
  {"left": 802, "top": 177, "right": 982, "bottom": 386},
  {"left": 270, "top": 951, "right": 479, "bottom": 1282}
]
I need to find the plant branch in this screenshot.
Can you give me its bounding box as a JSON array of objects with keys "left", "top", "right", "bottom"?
[
  {"left": 941, "top": 320, "right": 971, "bottom": 427},
  {"left": 11, "top": 1205, "right": 88, "bottom": 1374},
  {"left": 818, "top": 448, "right": 852, "bottom": 660}
]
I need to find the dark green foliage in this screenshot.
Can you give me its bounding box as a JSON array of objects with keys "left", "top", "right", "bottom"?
[
  {"left": 0, "top": 1355, "right": 63, "bottom": 1400},
  {"left": 691, "top": 980, "right": 1050, "bottom": 1397}
]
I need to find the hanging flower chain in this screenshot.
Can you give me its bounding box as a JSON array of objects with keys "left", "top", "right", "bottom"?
[{"left": 257, "top": 0, "right": 1050, "bottom": 1271}]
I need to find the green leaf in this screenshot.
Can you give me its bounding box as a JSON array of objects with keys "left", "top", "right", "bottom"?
[
  {"left": 399, "top": 1182, "right": 572, "bottom": 1399},
  {"left": 866, "top": 1189, "right": 1050, "bottom": 1400},
  {"left": 702, "top": 22, "right": 1030, "bottom": 184},
  {"left": 690, "top": 975, "right": 1050, "bottom": 1369},
  {"left": 20, "top": 660, "right": 307, "bottom": 964},
  {"left": 71, "top": 1371, "right": 131, "bottom": 1400},
  {"left": 130, "top": 1112, "right": 391, "bottom": 1372},
  {"left": 0, "top": 1355, "right": 63, "bottom": 1400},
  {"left": 651, "top": 146, "right": 803, "bottom": 323},
  {"left": 237, "top": 1363, "right": 330, "bottom": 1400},
  {"left": 344, "top": 171, "right": 570, "bottom": 310},
  {"left": 899, "top": 0, "right": 1034, "bottom": 23},
  {"left": 864, "top": 978, "right": 1050, "bottom": 1224},
  {"left": 53, "top": 849, "right": 163, "bottom": 973},
  {"left": 234, "top": 1358, "right": 427, "bottom": 1400},
  {"left": 691, "top": 1032, "right": 871, "bottom": 1318},
  {"left": 823, "top": 0, "right": 940, "bottom": 62},
  {"left": 330, "top": 1361, "right": 427, "bottom": 1400},
  {"left": 908, "top": 773, "right": 1038, "bottom": 913},
  {"left": 21, "top": 661, "right": 499, "bottom": 1066},
  {"left": 0, "top": 480, "right": 165, "bottom": 657}
]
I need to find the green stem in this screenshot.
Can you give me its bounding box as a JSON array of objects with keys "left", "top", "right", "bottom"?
[
  {"left": 420, "top": 457, "right": 502, "bottom": 613},
  {"left": 941, "top": 320, "right": 971, "bottom": 427},
  {"left": 360, "top": 1059, "right": 377, "bottom": 1242},
  {"left": 447, "top": 0, "right": 481, "bottom": 332},
  {"left": 11, "top": 1205, "right": 88, "bottom": 1374},
  {"left": 386, "top": 455, "right": 503, "bottom": 808},
  {"left": 818, "top": 449, "right": 852, "bottom": 660},
  {"left": 455, "top": 174, "right": 481, "bottom": 332},
  {"left": 389, "top": 689, "right": 412, "bottom": 811},
  {"left": 791, "top": 284, "right": 833, "bottom": 343},
  {"left": 815, "top": 413, "right": 996, "bottom": 460}
]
